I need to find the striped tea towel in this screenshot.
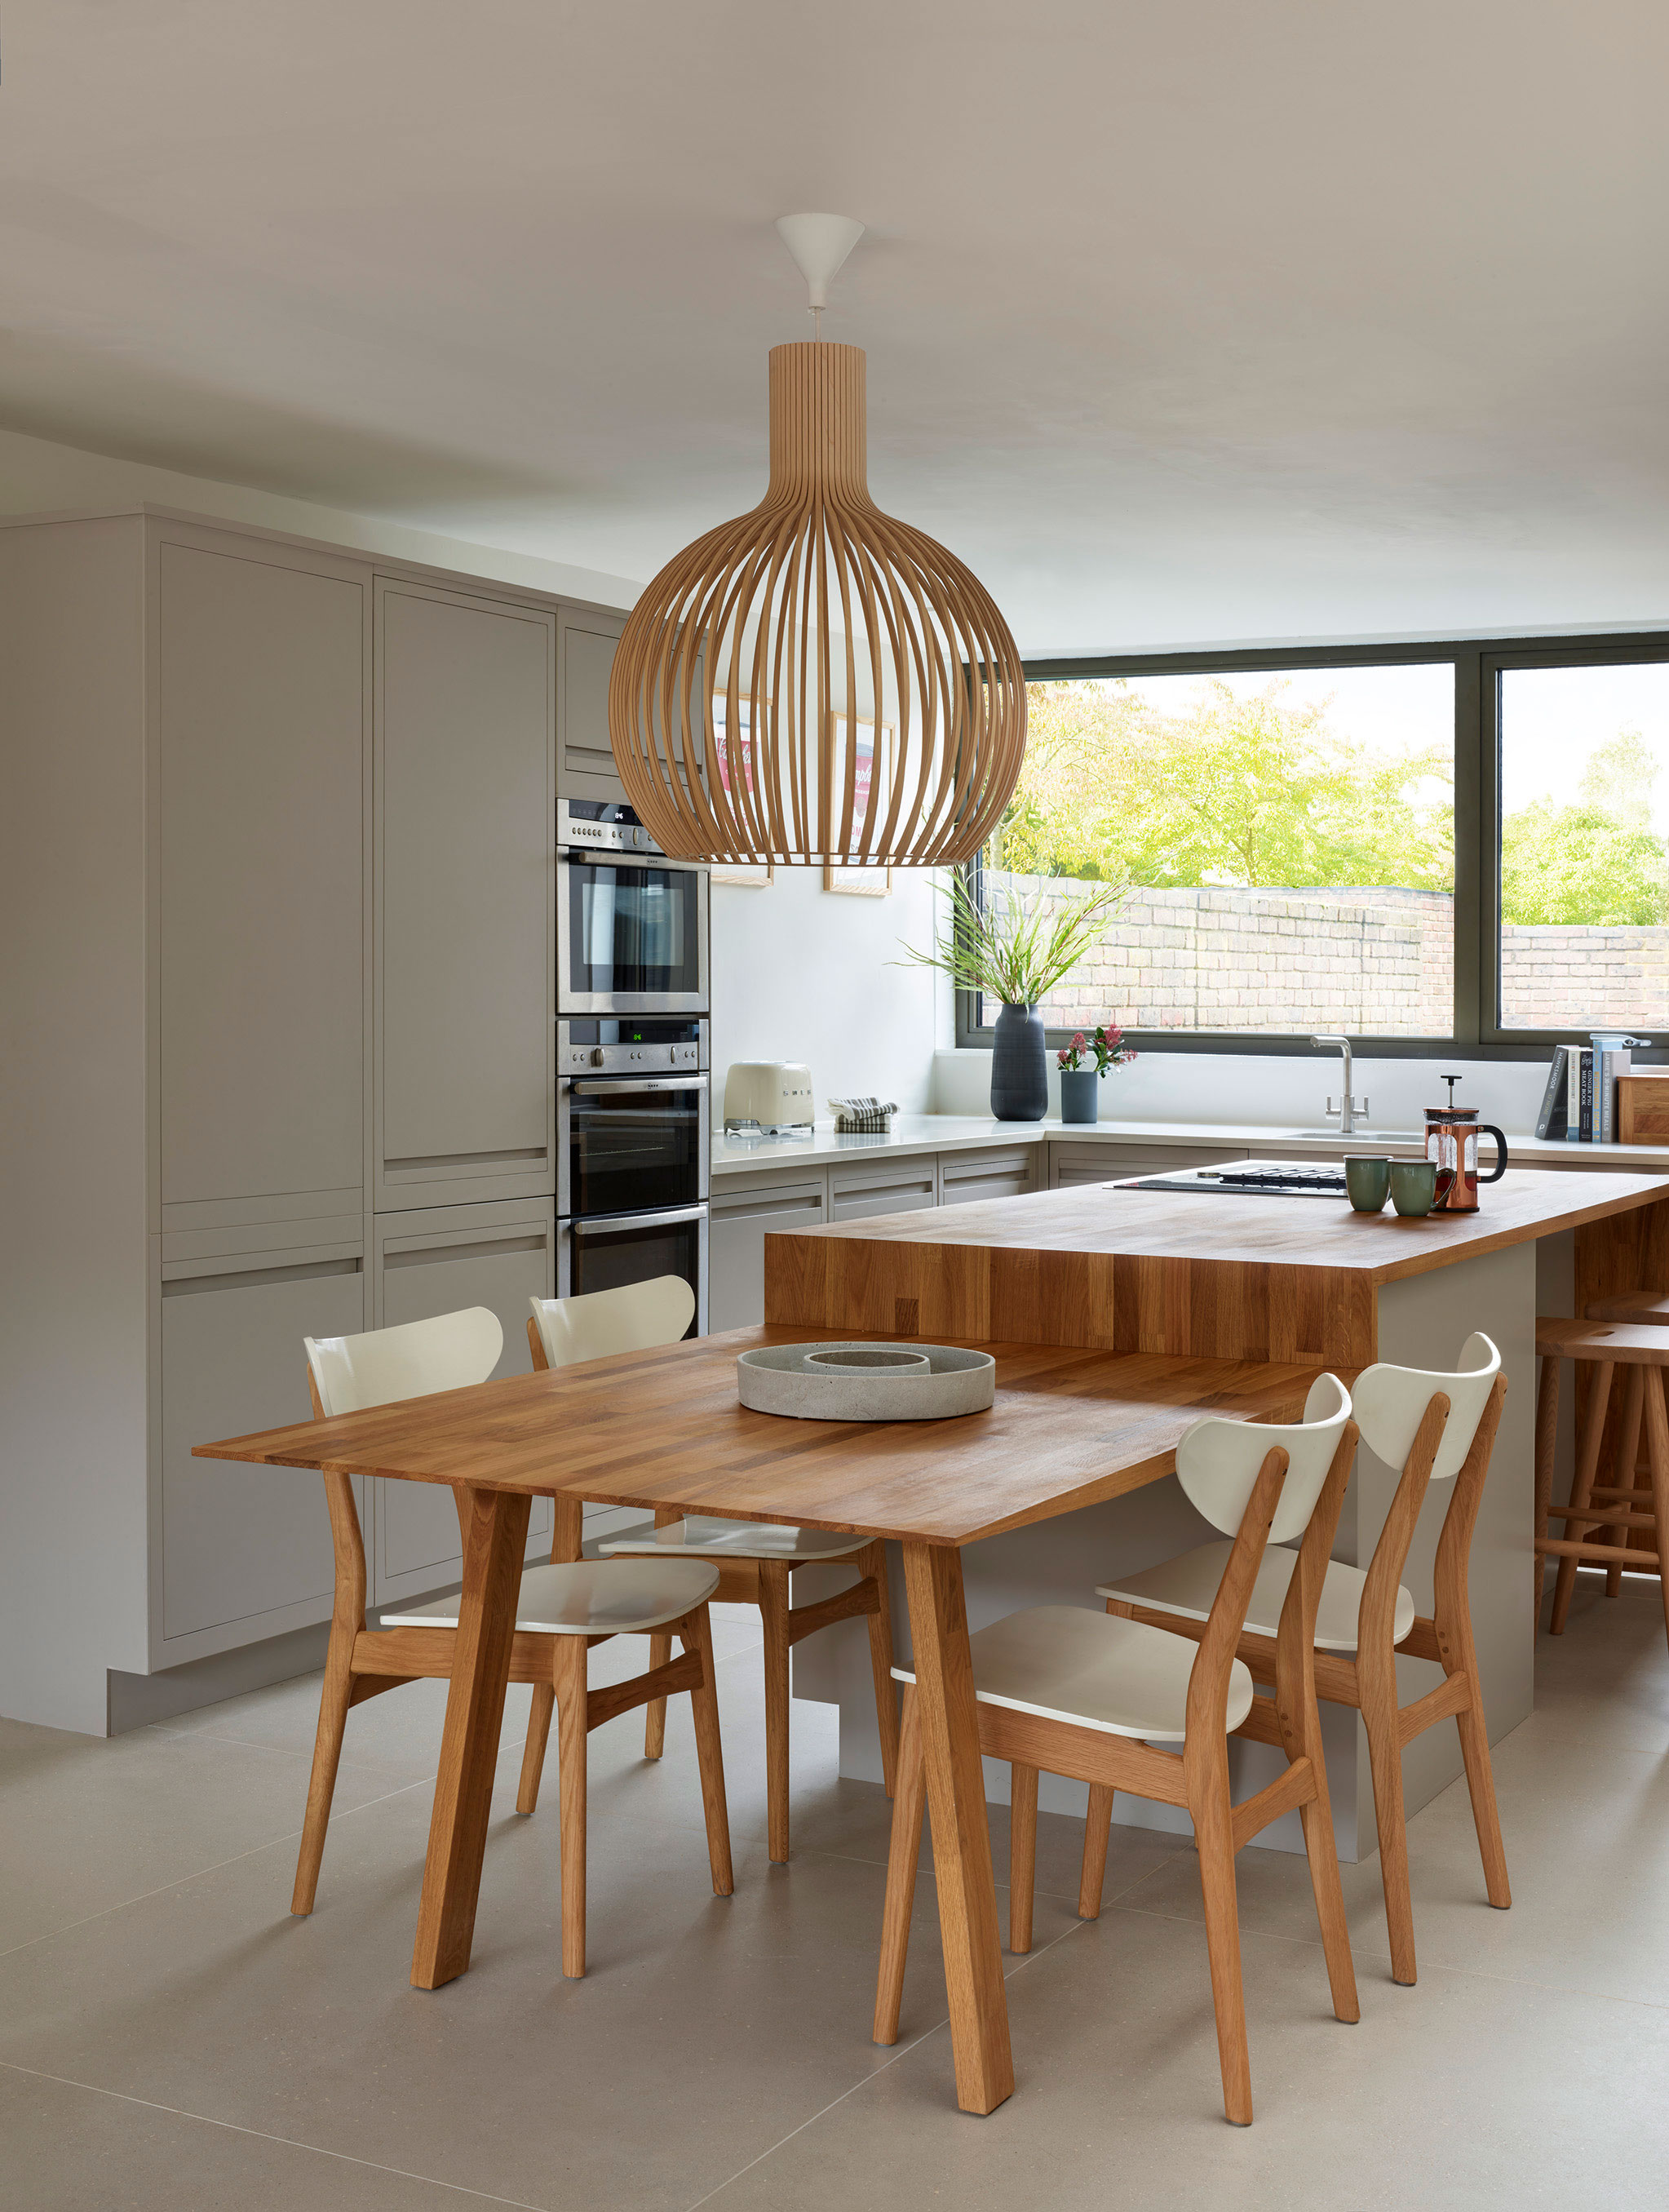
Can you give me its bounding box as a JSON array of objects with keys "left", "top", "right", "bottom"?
[{"left": 830, "top": 1097, "right": 899, "bottom": 1133}]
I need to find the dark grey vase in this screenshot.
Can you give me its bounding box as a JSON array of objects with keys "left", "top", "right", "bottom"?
[{"left": 990, "top": 1003, "right": 1047, "bottom": 1121}]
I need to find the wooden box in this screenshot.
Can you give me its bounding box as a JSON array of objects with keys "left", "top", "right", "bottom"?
[{"left": 1616, "top": 1073, "right": 1669, "bottom": 1145}]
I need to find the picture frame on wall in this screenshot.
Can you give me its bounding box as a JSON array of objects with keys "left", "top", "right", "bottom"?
[
  {"left": 822, "top": 712, "right": 895, "bottom": 896},
  {"left": 708, "top": 694, "right": 775, "bottom": 888}
]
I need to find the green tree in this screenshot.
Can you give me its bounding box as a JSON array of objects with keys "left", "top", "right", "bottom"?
[
  {"left": 993, "top": 678, "right": 1454, "bottom": 892},
  {"left": 1499, "top": 732, "right": 1668, "bottom": 926}
]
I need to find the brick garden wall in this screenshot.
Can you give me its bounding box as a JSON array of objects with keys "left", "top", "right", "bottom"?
[{"left": 987, "top": 873, "right": 1669, "bottom": 1034}]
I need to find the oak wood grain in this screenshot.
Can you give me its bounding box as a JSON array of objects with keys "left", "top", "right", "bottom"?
[
  {"left": 764, "top": 1171, "right": 1669, "bottom": 1364},
  {"left": 195, "top": 1331, "right": 1334, "bottom": 1550}
]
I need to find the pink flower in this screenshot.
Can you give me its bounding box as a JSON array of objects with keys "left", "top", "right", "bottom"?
[
  {"left": 1071, "top": 1031, "right": 1087, "bottom": 1049},
  {"left": 1056, "top": 1049, "right": 1070, "bottom": 1066}
]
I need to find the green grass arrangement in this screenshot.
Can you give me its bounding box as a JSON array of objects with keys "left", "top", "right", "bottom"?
[{"left": 896, "top": 872, "right": 1123, "bottom": 1008}]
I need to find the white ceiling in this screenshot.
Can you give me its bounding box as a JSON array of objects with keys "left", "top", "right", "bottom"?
[{"left": 4, "top": 2, "right": 1668, "bottom": 653}]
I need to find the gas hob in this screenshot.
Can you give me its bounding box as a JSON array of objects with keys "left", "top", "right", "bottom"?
[{"left": 1124, "top": 1164, "right": 1352, "bottom": 1198}]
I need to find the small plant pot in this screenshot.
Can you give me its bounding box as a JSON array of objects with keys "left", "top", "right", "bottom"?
[{"left": 1060, "top": 1069, "right": 1100, "bottom": 1124}]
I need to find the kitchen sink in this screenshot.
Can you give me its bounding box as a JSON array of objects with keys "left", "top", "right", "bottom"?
[{"left": 1278, "top": 1128, "right": 1425, "bottom": 1143}]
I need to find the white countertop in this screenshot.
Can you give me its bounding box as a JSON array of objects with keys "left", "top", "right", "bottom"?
[{"left": 711, "top": 1112, "right": 1669, "bottom": 1177}]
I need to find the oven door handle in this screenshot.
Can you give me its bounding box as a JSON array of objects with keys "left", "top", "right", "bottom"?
[
  {"left": 569, "top": 1075, "right": 708, "bottom": 1097},
  {"left": 569, "top": 1204, "right": 709, "bottom": 1235}
]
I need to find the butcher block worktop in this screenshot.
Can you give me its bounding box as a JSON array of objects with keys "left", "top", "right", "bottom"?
[{"left": 763, "top": 1166, "right": 1669, "bottom": 1368}]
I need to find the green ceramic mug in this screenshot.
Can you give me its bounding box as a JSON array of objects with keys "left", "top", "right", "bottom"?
[
  {"left": 1344, "top": 1156, "right": 1391, "bottom": 1212},
  {"left": 1390, "top": 1158, "right": 1438, "bottom": 1217}
]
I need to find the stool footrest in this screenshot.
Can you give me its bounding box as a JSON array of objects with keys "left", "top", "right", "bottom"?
[{"left": 1537, "top": 1537, "right": 1662, "bottom": 1568}]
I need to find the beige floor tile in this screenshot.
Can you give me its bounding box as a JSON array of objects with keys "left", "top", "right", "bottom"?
[
  {"left": 0, "top": 2064, "right": 524, "bottom": 2212},
  {"left": 0, "top": 1722, "right": 430, "bottom": 1957},
  {"left": 699, "top": 1904, "right": 1669, "bottom": 2212}
]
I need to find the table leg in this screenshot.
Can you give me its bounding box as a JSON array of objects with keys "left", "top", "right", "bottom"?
[
  {"left": 411, "top": 1483, "right": 532, "bottom": 1990},
  {"left": 901, "top": 1541, "right": 1014, "bottom": 2117}
]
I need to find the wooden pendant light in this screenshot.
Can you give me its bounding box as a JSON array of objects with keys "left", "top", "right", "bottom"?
[{"left": 608, "top": 226, "right": 1026, "bottom": 869}]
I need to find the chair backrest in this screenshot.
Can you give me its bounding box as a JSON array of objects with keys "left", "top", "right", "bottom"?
[
  {"left": 1351, "top": 1332, "right": 1501, "bottom": 1481},
  {"left": 304, "top": 1306, "right": 504, "bottom": 1416},
  {"left": 529, "top": 1276, "right": 696, "bottom": 1368},
  {"left": 1175, "top": 1372, "right": 1352, "bottom": 1544}
]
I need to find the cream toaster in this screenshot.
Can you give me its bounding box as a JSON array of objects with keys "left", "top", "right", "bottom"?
[{"left": 724, "top": 1061, "right": 816, "bottom": 1135}]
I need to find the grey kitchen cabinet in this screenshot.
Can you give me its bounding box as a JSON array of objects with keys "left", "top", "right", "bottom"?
[
  {"left": 376, "top": 580, "right": 556, "bottom": 1212},
  {"left": 157, "top": 532, "right": 370, "bottom": 1230},
  {"left": 830, "top": 1158, "right": 941, "bottom": 1222},
  {"left": 2, "top": 503, "right": 635, "bottom": 1732},
  {"left": 557, "top": 605, "right": 627, "bottom": 803},
  {"left": 158, "top": 1238, "right": 366, "bottom": 1662},
  {"left": 711, "top": 1174, "right": 830, "bottom": 1332},
  {"left": 938, "top": 1145, "right": 1042, "bottom": 1206},
  {"left": 370, "top": 1199, "right": 556, "bottom": 1605},
  {"left": 1049, "top": 1141, "right": 1249, "bottom": 1187}
]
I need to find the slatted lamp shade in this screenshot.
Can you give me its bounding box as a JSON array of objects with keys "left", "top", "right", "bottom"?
[{"left": 607, "top": 217, "right": 1027, "bottom": 870}]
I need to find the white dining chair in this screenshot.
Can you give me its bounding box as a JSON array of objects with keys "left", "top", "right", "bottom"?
[
  {"left": 1100, "top": 1332, "right": 1508, "bottom": 1988},
  {"left": 874, "top": 1374, "right": 1361, "bottom": 2126},
  {"left": 525, "top": 1281, "right": 901, "bottom": 1862},
  {"left": 294, "top": 1305, "right": 733, "bottom": 1979}
]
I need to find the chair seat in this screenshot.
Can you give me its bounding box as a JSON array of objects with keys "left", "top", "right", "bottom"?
[
  {"left": 383, "top": 1558, "right": 719, "bottom": 1638},
  {"left": 1099, "top": 1540, "right": 1414, "bottom": 1652},
  {"left": 892, "top": 1604, "right": 1253, "bottom": 1743},
  {"left": 597, "top": 1515, "right": 865, "bottom": 1565}
]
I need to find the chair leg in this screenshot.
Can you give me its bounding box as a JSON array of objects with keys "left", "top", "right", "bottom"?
[
  {"left": 1287, "top": 1674, "right": 1360, "bottom": 2023},
  {"left": 1360, "top": 1684, "right": 1417, "bottom": 1985},
  {"left": 1450, "top": 1685, "right": 1512, "bottom": 1909},
  {"left": 554, "top": 1634, "right": 589, "bottom": 1979},
  {"left": 1641, "top": 1367, "right": 1669, "bottom": 1659},
  {"left": 1008, "top": 1763, "right": 1038, "bottom": 1953},
  {"left": 1552, "top": 1359, "right": 1614, "bottom": 1635},
  {"left": 291, "top": 1633, "right": 356, "bottom": 1916},
  {"left": 1534, "top": 1352, "right": 1558, "bottom": 1624},
  {"left": 860, "top": 1540, "right": 901, "bottom": 1798},
  {"left": 680, "top": 1607, "right": 733, "bottom": 1896},
  {"left": 1078, "top": 1783, "right": 1114, "bottom": 1919},
  {"left": 874, "top": 1686, "right": 925, "bottom": 2046},
  {"left": 643, "top": 1632, "right": 673, "bottom": 1758},
  {"left": 516, "top": 1683, "right": 556, "bottom": 1815},
  {"left": 1189, "top": 1756, "right": 1253, "bottom": 2126},
  {"left": 759, "top": 1560, "right": 792, "bottom": 1863},
  {"left": 1606, "top": 1368, "right": 1645, "bottom": 1599}
]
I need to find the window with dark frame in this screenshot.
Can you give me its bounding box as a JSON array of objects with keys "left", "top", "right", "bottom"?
[{"left": 955, "top": 634, "right": 1669, "bottom": 1065}]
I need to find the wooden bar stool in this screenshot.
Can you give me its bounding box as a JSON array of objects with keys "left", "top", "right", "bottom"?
[
  {"left": 1102, "top": 1333, "right": 1508, "bottom": 1988},
  {"left": 525, "top": 1283, "right": 901, "bottom": 1862},
  {"left": 1575, "top": 1291, "right": 1669, "bottom": 1599},
  {"left": 874, "top": 1376, "right": 1361, "bottom": 2127},
  {"left": 1535, "top": 1313, "right": 1669, "bottom": 1651},
  {"left": 294, "top": 1305, "right": 733, "bottom": 1979}
]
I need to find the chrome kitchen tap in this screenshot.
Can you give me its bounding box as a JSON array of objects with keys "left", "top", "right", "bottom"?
[{"left": 1311, "top": 1033, "right": 1368, "bottom": 1137}]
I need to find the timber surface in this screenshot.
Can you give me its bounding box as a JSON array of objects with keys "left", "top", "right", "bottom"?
[
  {"left": 764, "top": 1170, "right": 1669, "bottom": 1366},
  {"left": 194, "top": 1330, "right": 1328, "bottom": 1549}
]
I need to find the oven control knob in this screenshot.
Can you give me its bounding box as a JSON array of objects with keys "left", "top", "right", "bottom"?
[{"left": 590, "top": 1048, "right": 606, "bottom": 1067}]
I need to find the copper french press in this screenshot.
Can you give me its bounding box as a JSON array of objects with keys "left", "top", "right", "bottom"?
[{"left": 1425, "top": 1076, "right": 1508, "bottom": 1212}]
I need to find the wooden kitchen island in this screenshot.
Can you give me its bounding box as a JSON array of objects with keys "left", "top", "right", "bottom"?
[{"left": 770, "top": 1165, "right": 1669, "bottom": 1857}]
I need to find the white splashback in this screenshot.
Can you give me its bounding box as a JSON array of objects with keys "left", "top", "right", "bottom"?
[
  {"left": 710, "top": 867, "right": 952, "bottom": 1116},
  {"left": 932, "top": 1044, "right": 1556, "bottom": 1133}
]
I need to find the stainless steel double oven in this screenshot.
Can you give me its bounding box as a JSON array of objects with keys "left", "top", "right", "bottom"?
[{"left": 556, "top": 801, "right": 710, "bottom": 1331}]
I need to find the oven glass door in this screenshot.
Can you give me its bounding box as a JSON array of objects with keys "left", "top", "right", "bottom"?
[
  {"left": 560, "top": 1204, "right": 706, "bottom": 1336},
  {"left": 560, "top": 857, "right": 707, "bottom": 1013},
  {"left": 560, "top": 1075, "right": 708, "bottom": 1218}
]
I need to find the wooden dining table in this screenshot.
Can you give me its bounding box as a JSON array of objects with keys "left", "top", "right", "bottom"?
[{"left": 196, "top": 1325, "right": 1329, "bottom": 2116}]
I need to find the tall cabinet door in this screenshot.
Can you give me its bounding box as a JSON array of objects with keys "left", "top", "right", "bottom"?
[
  {"left": 157, "top": 1240, "right": 366, "bottom": 1665},
  {"left": 156, "top": 530, "right": 370, "bottom": 1229},
  {"left": 370, "top": 1200, "right": 556, "bottom": 1605},
  {"left": 376, "top": 581, "right": 556, "bottom": 1212},
  {"left": 556, "top": 605, "right": 626, "bottom": 804}
]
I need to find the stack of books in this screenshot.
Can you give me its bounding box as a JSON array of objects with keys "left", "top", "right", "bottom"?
[{"left": 1534, "top": 1034, "right": 1651, "bottom": 1142}]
